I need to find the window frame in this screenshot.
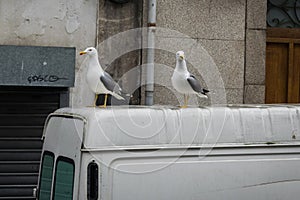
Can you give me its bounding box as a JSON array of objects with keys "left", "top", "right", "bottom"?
[
  {"left": 52, "top": 156, "right": 75, "bottom": 200},
  {"left": 38, "top": 151, "right": 55, "bottom": 200}
]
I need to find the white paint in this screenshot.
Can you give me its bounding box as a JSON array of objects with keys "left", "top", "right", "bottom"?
[
  {"left": 0, "top": 0, "right": 97, "bottom": 46},
  {"left": 20, "top": 60, "right": 24, "bottom": 82},
  {"left": 14, "top": 0, "right": 81, "bottom": 37},
  {"left": 65, "top": 15, "right": 80, "bottom": 33},
  {"left": 65, "top": 0, "right": 81, "bottom": 34},
  {"left": 15, "top": 18, "right": 47, "bottom": 38},
  {"left": 15, "top": 1, "right": 59, "bottom": 38}
]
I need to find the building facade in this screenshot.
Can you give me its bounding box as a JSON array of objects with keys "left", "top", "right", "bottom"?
[
  {"left": 2, "top": 0, "right": 298, "bottom": 199},
  {"left": 0, "top": 0, "right": 268, "bottom": 107}
]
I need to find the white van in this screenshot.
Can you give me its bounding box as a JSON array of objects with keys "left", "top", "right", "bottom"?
[{"left": 36, "top": 105, "right": 300, "bottom": 200}]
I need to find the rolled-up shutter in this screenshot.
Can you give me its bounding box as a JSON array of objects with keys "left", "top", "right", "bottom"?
[{"left": 0, "top": 86, "right": 68, "bottom": 200}]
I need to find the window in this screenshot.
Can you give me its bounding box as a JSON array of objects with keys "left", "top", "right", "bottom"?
[
  {"left": 267, "top": 0, "right": 300, "bottom": 28},
  {"left": 53, "top": 157, "right": 75, "bottom": 200},
  {"left": 38, "top": 151, "right": 54, "bottom": 200},
  {"left": 87, "top": 162, "right": 99, "bottom": 200}
]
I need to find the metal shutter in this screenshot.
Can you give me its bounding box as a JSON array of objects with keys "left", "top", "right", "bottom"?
[{"left": 0, "top": 87, "right": 67, "bottom": 199}]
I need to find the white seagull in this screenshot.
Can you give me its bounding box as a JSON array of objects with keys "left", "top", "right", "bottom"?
[
  {"left": 171, "top": 51, "right": 209, "bottom": 108},
  {"left": 79, "top": 47, "right": 125, "bottom": 108}
]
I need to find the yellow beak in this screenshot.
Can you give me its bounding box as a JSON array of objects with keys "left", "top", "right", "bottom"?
[
  {"left": 179, "top": 55, "right": 184, "bottom": 60},
  {"left": 79, "top": 51, "right": 86, "bottom": 55}
]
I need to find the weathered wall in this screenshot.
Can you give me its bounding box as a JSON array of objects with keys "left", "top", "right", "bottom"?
[
  {"left": 0, "top": 0, "right": 267, "bottom": 106},
  {"left": 0, "top": 0, "right": 97, "bottom": 47},
  {"left": 0, "top": 0, "right": 98, "bottom": 107},
  {"left": 96, "top": 0, "right": 143, "bottom": 105}
]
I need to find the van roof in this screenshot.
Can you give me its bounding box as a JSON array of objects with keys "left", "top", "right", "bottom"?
[{"left": 52, "top": 105, "right": 300, "bottom": 149}]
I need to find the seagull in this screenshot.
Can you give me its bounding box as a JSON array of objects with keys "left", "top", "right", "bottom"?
[
  {"left": 79, "top": 47, "right": 126, "bottom": 108},
  {"left": 171, "top": 51, "right": 209, "bottom": 108}
]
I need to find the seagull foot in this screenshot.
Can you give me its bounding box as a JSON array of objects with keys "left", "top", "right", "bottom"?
[
  {"left": 180, "top": 105, "right": 188, "bottom": 108},
  {"left": 97, "top": 105, "right": 107, "bottom": 108}
]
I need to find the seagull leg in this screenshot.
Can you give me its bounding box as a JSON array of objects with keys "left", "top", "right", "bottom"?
[
  {"left": 186, "top": 94, "right": 190, "bottom": 105},
  {"left": 104, "top": 94, "right": 108, "bottom": 108},
  {"left": 93, "top": 94, "right": 98, "bottom": 107},
  {"left": 98, "top": 94, "right": 108, "bottom": 108},
  {"left": 180, "top": 94, "right": 188, "bottom": 108}
]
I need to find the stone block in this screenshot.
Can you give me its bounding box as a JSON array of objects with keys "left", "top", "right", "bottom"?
[
  {"left": 245, "top": 30, "right": 266, "bottom": 85},
  {"left": 153, "top": 85, "right": 179, "bottom": 106},
  {"left": 203, "top": 88, "right": 243, "bottom": 105},
  {"left": 153, "top": 86, "right": 243, "bottom": 106},
  {"left": 154, "top": 85, "right": 212, "bottom": 106},
  {"left": 152, "top": 37, "right": 245, "bottom": 90},
  {"left": 199, "top": 39, "right": 245, "bottom": 89},
  {"left": 225, "top": 88, "right": 244, "bottom": 104},
  {"left": 244, "top": 85, "right": 265, "bottom": 104},
  {"left": 247, "top": 0, "right": 267, "bottom": 29},
  {"left": 155, "top": 0, "right": 246, "bottom": 40}
]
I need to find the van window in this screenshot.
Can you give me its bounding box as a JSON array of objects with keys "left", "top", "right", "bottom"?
[
  {"left": 53, "top": 157, "right": 75, "bottom": 200},
  {"left": 38, "top": 151, "right": 54, "bottom": 200},
  {"left": 87, "top": 162, "right": 98, "bottom": 200}
]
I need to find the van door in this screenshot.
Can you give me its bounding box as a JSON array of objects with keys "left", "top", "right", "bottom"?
[{"left": 38, "top": 115, "right": 85, "bottom": 200}]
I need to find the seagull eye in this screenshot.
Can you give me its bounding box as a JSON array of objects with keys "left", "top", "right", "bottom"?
[{"left": 89, "top": 49, "right": 92, "bottom": 51}]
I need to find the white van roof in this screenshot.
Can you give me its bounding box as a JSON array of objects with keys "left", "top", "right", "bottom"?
[{"left": 52, "top": 105, "right": 300, "bottom": 149}]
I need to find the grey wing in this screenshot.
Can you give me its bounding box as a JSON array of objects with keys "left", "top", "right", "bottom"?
[
  {"left": 186, "top": 74, "right": 204, "bottom": 93},
  {"left": 100, "top": 72, "right": 122, "bottom": 94}
]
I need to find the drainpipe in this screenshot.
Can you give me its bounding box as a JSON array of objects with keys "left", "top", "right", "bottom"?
[{"left": 145, "top": 0, "right": 156, "bottom": 106}]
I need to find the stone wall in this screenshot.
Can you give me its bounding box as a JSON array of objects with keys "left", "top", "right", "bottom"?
[
  {"left": 145, "top": 0, "right": 247, "bottom": 105},
  {"left": 141, "top": 0, "right": 267, "bottom": 105},
  {"left": 244, "top": 0, "right": 267, "bottom": 104}
]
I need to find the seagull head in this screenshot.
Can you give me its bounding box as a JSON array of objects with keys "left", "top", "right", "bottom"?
[
  {"left": 176, "top": 51, "right": 185, "bottom": 61},
  {"left": 79, "top": 47, "right": 98, "bottom": 57}
]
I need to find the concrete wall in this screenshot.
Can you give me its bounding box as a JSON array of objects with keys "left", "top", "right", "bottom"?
[
  {"left": 0, "top": 0, "right": 97, "bottom": 47},
  {"left": 0, "top": 0, "right": 98, "bottom": 107}
]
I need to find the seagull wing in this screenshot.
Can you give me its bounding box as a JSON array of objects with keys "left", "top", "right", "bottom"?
[
  {"left": 187, "top": 74, "right": 209, "bottom": 94},
  {"left": 100, "top": 72, "right": 122, "bottom": 94}
]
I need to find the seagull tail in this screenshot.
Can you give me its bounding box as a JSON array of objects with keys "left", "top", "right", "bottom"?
[
  {"left": 196, "top": 89, "right": 209, "bottom": 98},
  {"left": 120, "top": 91, "right": 133, "bottom": 98},
  {"left": 112, "top": 93, "right": 125, "bottom": 100},
  {"left": 201, "top": 89, "right": 210, "bottom": 95},
  {"left": 196, "top": 93, "right": 209, "bottom": 98}
]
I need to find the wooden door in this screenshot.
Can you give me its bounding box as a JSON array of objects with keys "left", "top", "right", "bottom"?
[{"left": 266, "top": 28, "right": 300, "bottom": 103}]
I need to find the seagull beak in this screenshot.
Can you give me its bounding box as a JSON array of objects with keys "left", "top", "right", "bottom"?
[
  {"left": 179, "top": 55, "right": 184, "bottom": 60},
  {"left": 79, "top": 51, "right": 86, "bottom": 55}
]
